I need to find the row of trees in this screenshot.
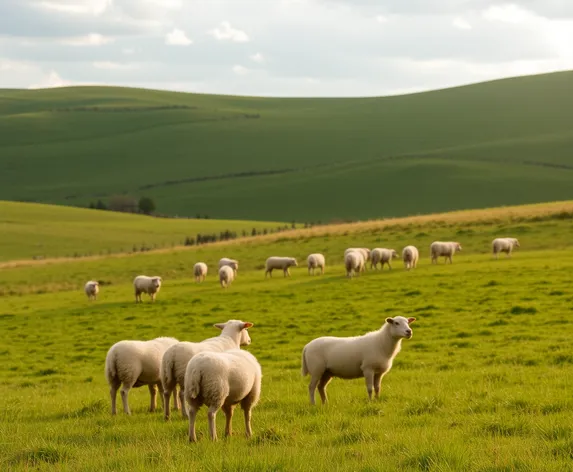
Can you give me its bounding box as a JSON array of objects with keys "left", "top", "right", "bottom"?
[{"left": 88, "top": 196, "right": 156, "bottom": 215}]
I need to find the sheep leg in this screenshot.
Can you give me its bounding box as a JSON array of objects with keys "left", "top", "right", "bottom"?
[
  {"left": 188, "top": 404, "right": 199, "bottom": 442},
  {"left": 242, "top": 406, "right": 253, "bottom": 438},
  {"left": 308, "top": 375, "right": 321, "bottom": 405},
  {"left": 109, "top": 379, "right": 120, "bottom": 415},
  {"left": 120, "top": 384, "right": 132, "bottom": 415},
  {"left": 163, "top": 389, "right": 172, "bottom": 420},
  {"left": 222, "top": 404, "right": 234, "bottom": 437},
  {"left": 317, "top": 372, "right": 333, "bottom": 404},
  {"left": 180, "top": 389, "right": 188, "bottom": 418},
  {"left": 373, "top": 373, "right": 383, "bottom": 399},
  {"left": 173, "top": 389, "right": 180, "bottom": 411},
  {"left": 363, "top": 369, "right": 375, "bottom": 400},
  {"left": 207, "top": 407, "right": 218, "bottom": 441},
  {"left": 148, "top": 384, "right": 158, "bottom": 412}
]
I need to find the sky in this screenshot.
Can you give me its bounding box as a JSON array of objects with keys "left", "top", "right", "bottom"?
[{"left": 1, "top": 0, "right": 573, "bottom": 97}]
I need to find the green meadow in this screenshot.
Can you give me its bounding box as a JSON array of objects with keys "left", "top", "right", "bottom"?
[{"left": 1, "top": 202, "right": 573, "bottom": 470}]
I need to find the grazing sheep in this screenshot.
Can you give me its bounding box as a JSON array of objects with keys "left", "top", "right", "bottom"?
[
  {"left": 344, "top": 248, "right": 371, "bottom": 272},
  {"left": 402, "top": 245, "right": 419, "bottom": 270},
  {"left": 185, "top": 348, "right": 262, "bottom": 442},
  {"left": 84, "top": 280, "right": 99, "bottom": 301},
  {"left": 370, "top": 248, "right": 399, "bottom": 270},
  {"left": 133, "top": 275, "right": 162, "bottom": 303},
  {"left": 307, "top": 253, "right": 325, "bottom": 275},
  {"left": 219, "top": 265, "right": 235, "bottom": 288},
  {"left": 219, "top": 258, "right": 239, "bottom": 276},
  {"left": 265, "top": 256, "right": 298, "bottom": 278},
  {"left": 301, "top": 316, "right": 416, "bottom": 405},
  {"left": 492, "top": 238, "right": 520, "bottom": 259},
  {"left": 105, "top": 336, "right": 179, "bottom": 415},
  {"left": 161, "top": 320, "right": 253, "bottom": 420},
  {"left": 194, "top": 262, "right": 208, "bottom": 283},
  {"left": 345, "top": 250, "right": 364, "bottom": 278},
  {"left": 430, "top": 241, "right": 462, "bottom": 264}
]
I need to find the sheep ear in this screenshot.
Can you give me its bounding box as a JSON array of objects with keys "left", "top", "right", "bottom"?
[
  {"left": 407, "top": 317, "right": 416, "bottom": 324},
  {"left": 242, "top": 322, "right": 254, "bottom": 329},
  {"left": 385, "top": 317, "right": 395, "bottom": 325},
  {"left": 214, "top": 323, "right": 226, "bottom": 330}
]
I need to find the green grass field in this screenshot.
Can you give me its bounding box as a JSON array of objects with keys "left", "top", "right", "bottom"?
[
  {"left": 1, "top": 203, "right": 572, "bottom": 471},
  {"left": 1, "top": 71, "right": 573, "bottom": 222}
]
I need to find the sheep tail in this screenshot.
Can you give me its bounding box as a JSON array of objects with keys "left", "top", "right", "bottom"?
[
  {"left": 105, "top": 350, "right": 117, "bottom": 385},
  {"left": 301, "top": 346, "right": 309, "bottom": 377},
  {"left": 163, "top": 354, "right": 174, "bottom": 388},
  {"left": 187, "top": 364, "right": 202, "bottom": 399}
]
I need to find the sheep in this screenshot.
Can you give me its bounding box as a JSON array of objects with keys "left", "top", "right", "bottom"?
[
  {"left": 219, "top": 258, "right": 239, "bottom": 276},
  {"left": 344, "top": 250, "right": 364, "bottom": 278},
  {"left": 194, "top": 262, "right": 208, "bottom": 283},
  {"left": 370, "top": 248, "right": 399, "bottom": 270},
  {"left": 265, "top": 256, "right": 298, "bottom": 278},
  {"left": 84, "top": 280, "right": 99, "bottom": 301},
  {"left": 133, "top": 275, "right": 162, "bottom": 303},
  {"left": 160, "top": 320, "right": 253, "bottom": 421},
  {"left": 219, "top": 265, "right": 235, "bottom": 288},
  {"left": 344, "top": 248, "right": 371, "bottom": 272},
  {"left": 301, "top": 316, "right": 416, "bottom": 405},
  {"left": 492, "top": 237, "right": 520, "bottom": 259},
  {"left": 402, "top": 245, "right": 419, "bottom": 270},
  {"left": 105, "top": 336, "right": 179, "bottom": 415},
  {"left": 430, "top": 241, "right": 462, "bottom": 264},
  {"left": 185, "top": 348, "right": 262, "bottom": 442},
  {"left": 307, "top": 253, "right": 325, "bottom": 275}
]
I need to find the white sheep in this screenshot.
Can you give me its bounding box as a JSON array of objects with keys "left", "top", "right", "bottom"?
[
  {"left": 194, "top": 262, "right": 208, "bottom": 283},
  {"left": 160, "top": 320, "right": 253, "bottom": 420},
  {"left": 430, "top": 241, "right": 462, "bottom": 264},
  {"left": 185, "top": 348, "right": 262, "bottom": 442},
  {"left": 105, "top": 336, "right": 179, "bottom": 415},
  {"left": 307, "top": 253, "right": 325, "bottom": 275},
  {"left": 133, "top": 275, "right": 162, "bottom": 303},
  {"left": 301, "top": 316, "right": 416, "bottom": 405},
  {"left": 344, "top": 248, "right": 371, "bottom": 272},
  {"left": 402, "top": 245, "right": 419, "bottom": 270},
  {"left": 265, "top": 256, "right": 298, "bottom": 278},
  {"left": 492, "top": 237, "right": 520, "bottom": 259},
  {"left": 219, "top": 258, "right": 239, "bottom": 276},
  {"left": 370, "top": 248, "right": 399, "bottom": 270},
  {"left": 84, "top": 280, "right": 99, "bottom": 301},
  {"left": 219, "top": 265, "right": 235, "bottom": 288},
  {"left": 345, "top": 250, "right": 364, "bottom": 278}
]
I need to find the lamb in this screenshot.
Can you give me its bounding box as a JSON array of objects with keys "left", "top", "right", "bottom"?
[
  {"left": 185, "top": 348, "right": 262, "bottom": 442},
  {"left": 84, "top": 280, "right": 99, "bottom": 301},
  {"left": 344, "top": 248, "right": 371, "bottom": 272},
  {"left": 301, "top": 316, "right": 415, "bottom": 405},
  {"left": 105, "top": 336, "right": 179, "bottom": 415},
  {"left": 219, "top": 266, "right": 235, "bottom": 288},
  {"left": 370, "top": 248, "right": 399, "bottom": 270},
  {"left": 492, "top": 237, "right": 520, "bottom": 259},
  {"left": 160, "top": 320, "right": 253, "bottom": 420},
  {"left": 133, "top": 275, "right": 162, "bottom": 303},
  {"left": 265, "top": 256, "right": 298, "bottom": 278},
  {"left": 194, "top": 262, "right": 208, "bottom": 283},
  {"left": 402, "top": 245, "right": 419, "bottom": 270},
  {"left": 219, "top": 258, "right": 239, "bottom": 276},
  {"left": 307, "top": 253, "right": 325, "bottom": 275},
  {"left": 344, "top": 250, "right": 364, "bottom": 278},
  {"left": 430, "top": 241, "right": 462, "bottom": 264}
]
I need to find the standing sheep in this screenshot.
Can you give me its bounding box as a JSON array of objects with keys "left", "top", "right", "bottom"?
[
  {"left": 219, "top": 258, "right": 239, "bottom": 276},
  {"left": 185, "top": 348, "right": 262, "bottom": 442},
  {"left": 265, "top": 256, "right": 298, "bottom": 278},
  {"left": 84, "top": 280, "right": 99, "bottom": 301},
  {"left": 307, "top": 253, "right": 325, "bottom": 275},
  {"left": 402, "top": 245, "right": 419, "bottom": 270},
  {"left": 301, "top": 316, "right": 415, "bottom": 405},
  {"left": 344, "top": 248, "right": 371, "bottom": 272},
  {"left": 345, "top": 250, "right": 364, "bottom": 278},
  {"left": 194, "top": 262, "right": 208, "bottom": 283},
  {"left": 160, "top": 320, "right": 253, "bottom": 420},
  {"left": 430, "top": 241, "right": 462, "bottom": 264},
  {"left": 492, "top": 238, "right": 520, "bottom": 259},
  {"left": 219, "top": 265, "right": 235, "bottom": 288},
  {"left": 133, "top": 275, "right": 162, "bottom": 303},
  {"left": 105, "top": 336, "right": 179, "bottom": 415},
  {"left": 370, "top": 248, "right": 399, "bottom": 270}
]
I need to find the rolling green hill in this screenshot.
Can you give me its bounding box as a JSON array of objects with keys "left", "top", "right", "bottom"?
[{"left": 1, "top": 71, "right": 573, "bottom": 222}]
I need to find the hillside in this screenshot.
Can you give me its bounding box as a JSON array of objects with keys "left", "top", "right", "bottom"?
[{"left": 1, "top": 71, "right": 573, "bottom": 221}]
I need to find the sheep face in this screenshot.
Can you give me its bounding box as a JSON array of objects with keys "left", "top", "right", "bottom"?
[
  {"left": 291, "top": 258, "right": 298, "bottom": 267},
  {"left": 385, "top": 316, "right": 416, "bottom": 339},
  {"left": 240, "top": 328, "right": 252, "bottom": 346},
  {"left": 455, "top": 243, "right": 462, "bottom": 252},
  {"left": 513, "top": 239, "right": 520, "bottom": 247},
  {"left": 151, "top": 277, "right": 162, "bottom": 289},
  {"left": 391, "top": 250, "right": 398, "bottom": 259}
]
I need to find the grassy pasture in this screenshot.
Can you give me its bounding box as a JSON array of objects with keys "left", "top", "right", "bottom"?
[{"left": 1, "top": 203, "right": 573, "bottom": 471}]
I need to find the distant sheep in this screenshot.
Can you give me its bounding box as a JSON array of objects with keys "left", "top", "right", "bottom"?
[
  {"left": 370, "top": 248, "right": 399, "bottom": 270},
  {"left": 265, "top": 256, "right": 298, "bottom": 278},
  {"left": 430, "top": 241, "right": 462, "bottom": 264},
  {"left": 301, "top": 316, "right": 415, "bottom": 404},
  {"left": 344, "top": 248, "right": 371, "bottom": 272},
  {"left": 307, "top": 253, "right": 325, "bottom": 275},
  {"left": 402, "top": 246, "right": 419, "bottom": 270},
  {"left": 85, "top": 280, "right": 99, "bottom": 301},
  {"left": 219, "top": 258, "right": 239, "bottom": 276},
  {"left": 345, "top": 250, "right": 364, "bottom": 278},
  {"left": 194, "top": 262, "right": 208, "bottom": 283},
  {"left": 160, "top": 320, "right": 253, "bottom": 420},
  {"left": 492, "top": 237, "right": 520, "bottom": 259},
  {"left": 133, "top": 275, "right": 162, "bottom": 303},
  {"left": 219, "top": 265, "right": 235, "bottom": 288},
  {"left": 185, "top": 348, "right": 262, "bottom": 442},
  {"left": 105, "top": 336, "right": 179, "bottom": 415}
]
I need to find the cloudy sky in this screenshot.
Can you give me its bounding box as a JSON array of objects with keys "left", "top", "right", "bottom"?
[{"left": 1, "top": 0, "right": 573, "bottom": 96}]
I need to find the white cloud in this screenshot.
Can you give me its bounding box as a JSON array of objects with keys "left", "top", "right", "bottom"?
[
  {"left": 93, "top": 61, "right": 138, "bottom": 70},
  {"left": 28, "top": 70, "right": 72, "bottom": 89},
  {"left": 452, "top": 17, "right": 472, "bottom": 30},
  {"left": 482, "top": 4, "right": 539, "bottom": 24},
  {"left": 250, "top": 52, "right": 264, "bottom": 63},
  {"left": 209, "top": 21, "right": 249, "bottom": 42},
  {"left": 37, "top": 0, "right": 111, "bottom": 16},
  {"left": 232, "top": 65, "right": 249, "bottom": 75},
  {"left": 165, "top": 28, "right": 192, "bottom": 46},
  {"left": 60, "top": 33, "right": 114, "bottom": 46},
  {"left": 122, "top": 47, "right": 135, "bottom": 55},
  {"left": 375, "top": 15, "right": 388, "bottom": 23}
]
